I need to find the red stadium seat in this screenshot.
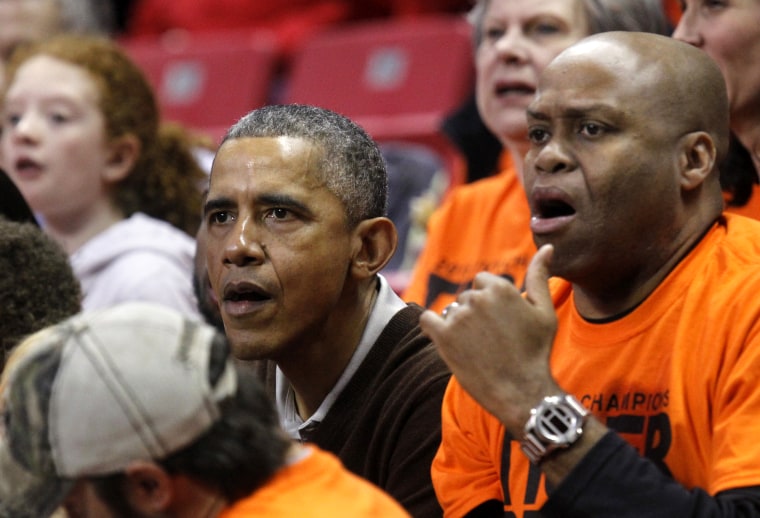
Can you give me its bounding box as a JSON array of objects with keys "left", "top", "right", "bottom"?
[
  {"left": 120, "top": 30, "right": 280, "bottom": 143},
  {"left": 285, "top": 14, "right": 474, "bottom": 189}
]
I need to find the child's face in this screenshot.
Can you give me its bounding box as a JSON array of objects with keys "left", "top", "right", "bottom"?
[{"left": 1, "top": 55, "right": 115, "bottom": 224}]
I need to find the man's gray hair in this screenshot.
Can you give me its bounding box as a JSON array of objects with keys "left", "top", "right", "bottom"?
[{"left": 223, "top": 104, "right": 388, "bottom": 227}]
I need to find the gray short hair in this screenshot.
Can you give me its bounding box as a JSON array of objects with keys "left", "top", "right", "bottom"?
[
  {"left": 468, "top": 0, "right": 670, "bottom": 49},
  {"left": 223, "top": 104, "right": 388, "bottom": 227}
]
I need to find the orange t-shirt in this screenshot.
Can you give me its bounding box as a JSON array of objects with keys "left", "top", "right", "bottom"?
[
  {"left": 432, "top": 214, "right": 760, "bottom": 517},
  {"left": 220, "top": 446, "right": 410, "bottom": 517},
  {"left": 403, "top": 153, "right": 535, "bottom": 313}
]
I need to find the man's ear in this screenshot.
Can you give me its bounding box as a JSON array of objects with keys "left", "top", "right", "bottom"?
[
  {"left": 103, "top": 134, "right": 141, "bottom": 183},
  {"left": 678, "top": 131, "right": 717, "bottom": 191},
  {"left": 121, "top": 461, "right": 173, "bottom": 513},
  {"left": 350, "top": 217, "right": 397, "bottom": 280}
]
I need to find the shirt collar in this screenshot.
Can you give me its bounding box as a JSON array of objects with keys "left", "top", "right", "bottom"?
[{"left": 277, "top": 274, "right": 407, "bottom": 439}]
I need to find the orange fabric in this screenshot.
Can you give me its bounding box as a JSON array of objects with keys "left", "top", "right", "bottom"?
[
  {"left": 662, "top": 0, "right": 682, "bottom": 25},
  {"left": 220, "top": 446, "right": 410, "bottom": 517},
  {"left": 403, "top": 153, "right": 535, "bottom": 313},
  {"left": 432, "top": 214, "right": 760, "bottom": 516},
  {"left": 725, "top": 184, "right": 760, "bottom": 221}
]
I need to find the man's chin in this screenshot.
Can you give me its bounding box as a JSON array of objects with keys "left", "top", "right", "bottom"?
[{"left": 225, "top": 332, "right": 277, "bottom": 362}]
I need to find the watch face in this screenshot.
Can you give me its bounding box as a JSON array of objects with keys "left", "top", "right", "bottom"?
[{"left": 535, "top": 399, "right": 583, "bottom": 445}]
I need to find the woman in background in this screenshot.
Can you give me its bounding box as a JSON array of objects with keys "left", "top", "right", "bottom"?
[
  {"left": 674, "top": 0, "right": 760, "bottom": 218},
  {"left": 0, "top": 0, "right": 114, "bottom": 87}
]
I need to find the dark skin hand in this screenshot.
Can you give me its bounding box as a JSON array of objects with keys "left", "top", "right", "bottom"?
[{"left": 419, "top": 244, "right": 607, "bottom": 486}]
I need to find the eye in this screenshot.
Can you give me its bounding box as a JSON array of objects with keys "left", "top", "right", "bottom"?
[
  {"left": 703, "top": 0, "right": 727, "bottom": 10},
  {"left": 483, "top": 25, "right": 504, "bottom": 43},
  {"left": 579, "top": 122, "right": 605, "bottom": 138},
  {"left": 527, "top": 16, "right": 565, "bottom": 37},
  {"left": 2, "top": 112, "right": 21, "bottom": 128},
  {"left": 531, "top": 22, "right": 560, "bottom": 36},
  {"left": 49, "top": 113, "right": 69, "bottom": 124},
  {"left": 265, "top": 208, "right": 291, "bottom": 220},
  {"left": 528, "top": 126, "right": 551, "bottom": 145},
  {"left": 209, "top": 211, "right": 233, "bottom": 225},
  {"left": 536, "top": 24, "right": 559, "bottom": 34}
]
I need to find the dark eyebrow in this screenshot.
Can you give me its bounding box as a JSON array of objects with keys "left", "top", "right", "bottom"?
[
  {"left": 203, "top": 193, "right": 314, "bottom": 218},
  {"left": 203, "top": 196, "right": 236, "bottom": 217},
  {"left": 527, "top": 109, "right": 549, "bottom": 121},
  {"left": 256, "top": 193, "right": 312, "bottom": 215},
  {"left": 528, "top": 103, "right": 618, "bottom": 121}
]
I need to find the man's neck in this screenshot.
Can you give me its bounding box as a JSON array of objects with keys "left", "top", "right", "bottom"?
[
  {"left": 573, "top": 215, "right": 717, "bottom": 320},
  {"left": 281, "top": 281, "right": 379, "bottom": 420}
]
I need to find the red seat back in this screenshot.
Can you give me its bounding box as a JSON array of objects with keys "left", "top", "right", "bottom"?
[
  {"left": 121, "top": 30, "right": 280, "bottom": 142},
  {"left": 285, "top": 15, "right": 474, "bottom": 187}
]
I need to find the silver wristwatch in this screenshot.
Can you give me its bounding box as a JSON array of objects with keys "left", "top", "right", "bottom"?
[{"left": 521, "top": 394, "right": 588, "bottom": 465}]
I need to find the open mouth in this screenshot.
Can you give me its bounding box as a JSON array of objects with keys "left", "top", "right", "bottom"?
[
  {"left": 15, "top": 157, "right": 42, "bottom": 174},
  {"left": 530, "top": 188, "right": 576, "bottom": 234},
  {"left": 495, "top": 81, "right": 535, "bottom": 97},
  {"left": 223, "top": 283, "right": 271, "bottom": 303},
  {"left": 535, "top": 198, "right": 576, "bottom": 219}
]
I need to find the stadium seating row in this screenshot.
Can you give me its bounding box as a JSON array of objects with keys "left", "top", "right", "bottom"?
[{"left": 119, "top": 14, "right": 475, "bottom": 190}]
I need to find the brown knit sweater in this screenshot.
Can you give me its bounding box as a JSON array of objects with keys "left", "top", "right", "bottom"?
[{"left": 255, "top": 304, "right": 451, "bottom": 518}]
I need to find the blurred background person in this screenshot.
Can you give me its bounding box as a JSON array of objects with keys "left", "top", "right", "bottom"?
[
  {"left": 194, "top": 217, "right": 224, "bottom": 331},
  {"left": 0, "top": 217, "right": 81, "bottom": 372},
  {"left": 0, "top": 0, "right": 114, "bottom": 87},
  {"left": 0, "top": 302, "right": 411, "bottom": 517},
  {"left": 673, "top": 0, "right": 760, "bottom": 219},
  {"left": 0, "top": 170, "right": 81, "bottom": 372},
  {"left": 1, "top": 35, "right": 205, "bottom": 316}
]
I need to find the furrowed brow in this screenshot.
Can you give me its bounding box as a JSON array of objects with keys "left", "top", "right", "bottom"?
[
  {"left": 203, "top": 197, "right": 236, "bottom": 217},
  {"left": 527, "top": 109, "right": 550, "bottom": 121},
  {"left": 257, "top": 193, "right": 312, "bottom": 215}
]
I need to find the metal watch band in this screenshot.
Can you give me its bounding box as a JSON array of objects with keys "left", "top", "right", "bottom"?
[{"left": 521, "top": 393, "right": 589, "bottom": 465}]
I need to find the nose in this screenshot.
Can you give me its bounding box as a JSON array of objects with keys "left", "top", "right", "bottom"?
[
  {"left": 530, "top": 138, "right": 575, "bottom": 176},
  {"left": 493, "top": 27, "right": 528, "bottom": 64},
  {"left": 222, "top": 216, "right": 267, "bottom": 267},
  {"left": 672, "top": 10, "right": 702, "bottom": 47},
  {"left": 7, "top": 112, "right": 41, "bottom": 144}
]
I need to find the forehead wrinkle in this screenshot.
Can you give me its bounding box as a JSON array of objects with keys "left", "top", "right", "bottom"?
[
  {"left": 210, "top": 137, "right": 325, "bottom": 190},
  {"left": 528, "top": 102, "right": 621, "bottom": 121}
]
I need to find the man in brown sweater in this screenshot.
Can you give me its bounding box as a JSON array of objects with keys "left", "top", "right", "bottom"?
[{"left": 202, "top": 104, "right": 450, "bottom": 517}]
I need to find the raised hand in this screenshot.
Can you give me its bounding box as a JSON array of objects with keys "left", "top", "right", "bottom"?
[{"left": 419, "top": 244, "right": 562, "bottom": 433}]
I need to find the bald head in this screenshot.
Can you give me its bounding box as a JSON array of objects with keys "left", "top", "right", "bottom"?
[
  {"left": 544, "top": 31, "right": 730, "bottom": 160},
  {"left": 524, "top": 30, "right": 729, "bottom": 289}
]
